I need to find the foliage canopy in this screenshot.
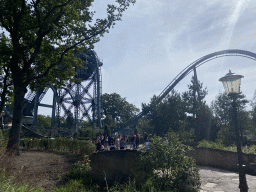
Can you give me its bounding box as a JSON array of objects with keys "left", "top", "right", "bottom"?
[
  {"left": 102, "top": 93, "right": 140, "bottom": 125},
  {"left": 0, "top": 0, "right": 135, "bottom": 154}
]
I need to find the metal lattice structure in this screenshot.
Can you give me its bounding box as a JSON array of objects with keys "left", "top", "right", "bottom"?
[
  {"left": 54, "top": 51, "right": 102, "bottom": 130},
  {"left": 23, "top": 50, "right": 103, "bottom": 133}
]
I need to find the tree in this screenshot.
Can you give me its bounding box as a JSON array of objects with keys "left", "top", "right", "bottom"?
[
  {"left": 65, "top": 111, "right": 74, "bottom": 128},
  {"left": 142, "top": 95, "right": 159, "bottom": 134},
  {"left": 0, "top": 0, "right": 135, "bottom": 155},
  {"left": 158, "top": 91, "right": 187, "bottom": 135},
  {"left": 182, "top": 75, "right": 208, "bottom": 118},
  {"left": 211, "top": 92, "right": 250, "bottom": 145},
  {"left": 137, "top": 116, "right": 153, "bottom": 135},
  {"left": 250, "top": 106, "right": 256, "bottom": 142},
  {"left": 143, "top": 90, "right": 187, "bottom": 137},
  {"left": 101, "top": 93, "right": 140, "bottom": 125},
  {"left": 194, "top": 104, "right": 214, "bottom": 141},
  {"left": 103, "top": 124, "right": 111, "bottom": 136},
  {"left": 251, "top": 89, "right": 256, "bottom": 109},
  {"left": 182, "top": 75, "right": 210, "bottom": 141},
  {"left": 37, "top": 114, "right": 51, "bottom": 129},
  {"left": 0, "top": 35, "right": 14, "bottom": 113},
  {"left": 103, "top": 114, "right": 116, "bottom": 127},
  {"left": 250, "top": 90, "right": 256, "bottom": 140}
]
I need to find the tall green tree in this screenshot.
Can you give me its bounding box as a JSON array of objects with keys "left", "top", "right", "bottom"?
[
  {"left": 142, "top": 95, "right": 159, "bottom": 134},
  {"left": 143, "top": 90, "right": 187, "bottom": 137},
  {"left": 182, "top": 75, "right": 210, "bottom": 141},
  {"left": 211, "top": 92, "right": 250, "bottom": 145},
  {"left": 65, "top": 111, "right": 74, "bottom": 128},
  {"left": 37, "top": 114, "right": 51, "bottom": 129},
  {"left": 182, "top": 75, "right": 208, "bottom": 117},
  {"left": 0, "top": 0, "right": 135, "bottom": 155},
  {"left": 137, "top": 116, "right": 153, "bottom": 135},
  {"left": 250, "top": 90, "right": 256, "bottom": 138},
  {"left": 103, "top": 114, "right": 116, "bottom": 127},
  {"left": 0, "top": 42, "right": 13, "bottom": 113},
  {"left": 101, "top": 93, "right": 140, "bottom": 125}
]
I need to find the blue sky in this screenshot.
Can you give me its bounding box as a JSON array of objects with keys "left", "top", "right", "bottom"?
[{"left": 39, "top": 0, "right": 256, "bottom": 115}]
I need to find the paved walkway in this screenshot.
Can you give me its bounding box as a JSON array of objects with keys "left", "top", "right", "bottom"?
[{"left": 199, "top": 166, "right": 256, "bottom": 192}]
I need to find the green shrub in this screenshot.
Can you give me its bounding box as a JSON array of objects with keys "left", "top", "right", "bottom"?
[
  {"left": 21, "top": 137, "right": 96, "bottom": 155},
  {"left": 24, "top": 138, "right": 32, "bottom": 150},
  {"left": 67, "top": 155, "right": 92, "bottom": 186},
  {"left": 53, "top": 180, "right": 85, "bottom": 192},
  {"left": 140, "top": 132, "right": 200, "bottom": 192},
  {"left": 197, "top": 140, "right": 224, "bottom": 149},
  {"left": 0, "top": 169, "right": 44, "bottom": 192},
  {"left": 0, "top": 129, "right": 5, "bottom": 149},
  {"left": 79, "top": 140, "right": 95, "bottom": 156},
  {"left": 197, "top": 140, "right": 256, "bottom": 154},
  {"left": 109, "top": 179, "right": 137, "bottom": 192}
]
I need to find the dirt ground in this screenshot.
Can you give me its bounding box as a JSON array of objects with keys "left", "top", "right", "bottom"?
[{"left": 0, "top": 149, "right": 82, "bottom": 191}]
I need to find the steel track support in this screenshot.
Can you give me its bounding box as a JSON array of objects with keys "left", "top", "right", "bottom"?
[
  {"left": 32, "top": 89, "right": 40, "bottom": 127},
  {"left": 51, "top": 89, "right": 57, "bottom": 128}
]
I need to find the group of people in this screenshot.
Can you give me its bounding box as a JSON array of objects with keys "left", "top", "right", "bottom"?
[{"left": 95, "top": 133, "right": 140, "bottom": 151}]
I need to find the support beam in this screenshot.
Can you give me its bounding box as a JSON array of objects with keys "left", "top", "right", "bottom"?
[
  {"left": 51, "top": 90, "right": 57, "bottom": 128},
  {"left": 32, "top": 89, "right": 40, "bottom": 127}
]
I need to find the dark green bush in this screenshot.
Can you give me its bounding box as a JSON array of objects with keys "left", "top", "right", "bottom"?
[
  {"left": 0, "top": 129, "right": 5, "bottom": 149},
  {"left": 53, "top": 180, "right": 85, "bottom": 192},
  {"left": 140, "top": 131, "right": 201, "bottom": 192},
  {"left": 67, "top": 155, "right": 92, "bottom": 186},
  {"left": 21, "top": 137, "right": 96, "bottom": 155}
]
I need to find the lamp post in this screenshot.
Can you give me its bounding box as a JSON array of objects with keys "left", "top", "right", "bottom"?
[{"left": 219, "top": 70, "right": 248, "bottom": 192}]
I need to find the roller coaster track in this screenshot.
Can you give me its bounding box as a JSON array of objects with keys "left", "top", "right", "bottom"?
[
  {"left": 117, "top": 49, "right": 256, "bottom": 132},
  {"left": 3, "top": 106, "right": 46, "bottom": 137}
]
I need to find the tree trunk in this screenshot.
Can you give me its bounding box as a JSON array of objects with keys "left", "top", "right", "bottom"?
[{"left": 6, "top": 84, "right": 26, "bottom": 156}]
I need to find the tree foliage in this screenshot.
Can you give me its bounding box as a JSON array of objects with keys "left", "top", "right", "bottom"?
[
  {"left": 137, "top": 116, "right": 153, "bottom": 135},
  {"left": 37, "top": 114, "right": 51, "bottom": 129},
  {"left": 211, "top": 92, "right": 250, "bottom": 145},
  {"left": 140, "top": 132, "right": 200, "bottom": 192},
  {"left": 101, "top": 93, "right": 140, "bottom": 125},
  {"left": 142, "top": 75, "right": 222, "bottom": 143},
  {"left": 144, "top": 91, "right": 187, "bottom": 136},
  {"left": 0, "top": 0, "right": 135, "bottom": 154},
  {"left": 182, "top": 75, "right": 213, "bottom": 142},
  {"left": 182, "top": 75, "right": 208, "bottom": 116}
]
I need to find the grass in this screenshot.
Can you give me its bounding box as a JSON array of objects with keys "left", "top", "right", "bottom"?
[
  {"left": 0, "top": 145, "right": 170, "bottom": 192},
  {"left": 0, "top": 140, "right": 140, "bottom": 192},
  {"left": 0, "top": 131, "right": 195, "bottom": 192},
  {"left": 0, "top": 152, "right": 44, "bottom": 192},
  {"left": 197, "top": 140, "right": 256, "bottom": 154}
]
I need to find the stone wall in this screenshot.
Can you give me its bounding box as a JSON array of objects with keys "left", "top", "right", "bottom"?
[
  {"left": 89, "top": 147, "right": 256, "bottom": 187},
  {"left": 186, "top": 147, "right": 256, "bottom": 173},
  {"left": 89, "top": 150, "right": 148, "bottom": 187}
]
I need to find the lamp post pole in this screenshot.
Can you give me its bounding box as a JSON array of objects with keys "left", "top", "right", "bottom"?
[
  {"left": 219, "top": 70, "right": 248, "bottom": 192},
  {"left": 231, "top": 94, "right": 248, "bottom": 192}
]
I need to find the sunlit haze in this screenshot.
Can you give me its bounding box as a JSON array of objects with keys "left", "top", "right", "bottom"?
[{"left": 39, "top": 0, "right": 256, "bottom": 115}]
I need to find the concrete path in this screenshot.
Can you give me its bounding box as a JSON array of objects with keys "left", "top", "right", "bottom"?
[{"left": 198, "top": 166, "right": 256, "bottom": 192}]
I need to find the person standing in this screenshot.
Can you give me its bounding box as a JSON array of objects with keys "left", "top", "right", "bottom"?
[
  {"left": 115, "top": 136, "right": 120, "bottom": 149},
  {"left": 104, "top": 134, "right": 108, "bottom": 150},
  {"left": 133, "top": 133, "right": 137, "bottom": 149},
  {"left": 135, "top": 133, "right": 139, "bottom": 148},
  {"left": 120, "top": 138, "right": 125, "bottom": 149}
]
